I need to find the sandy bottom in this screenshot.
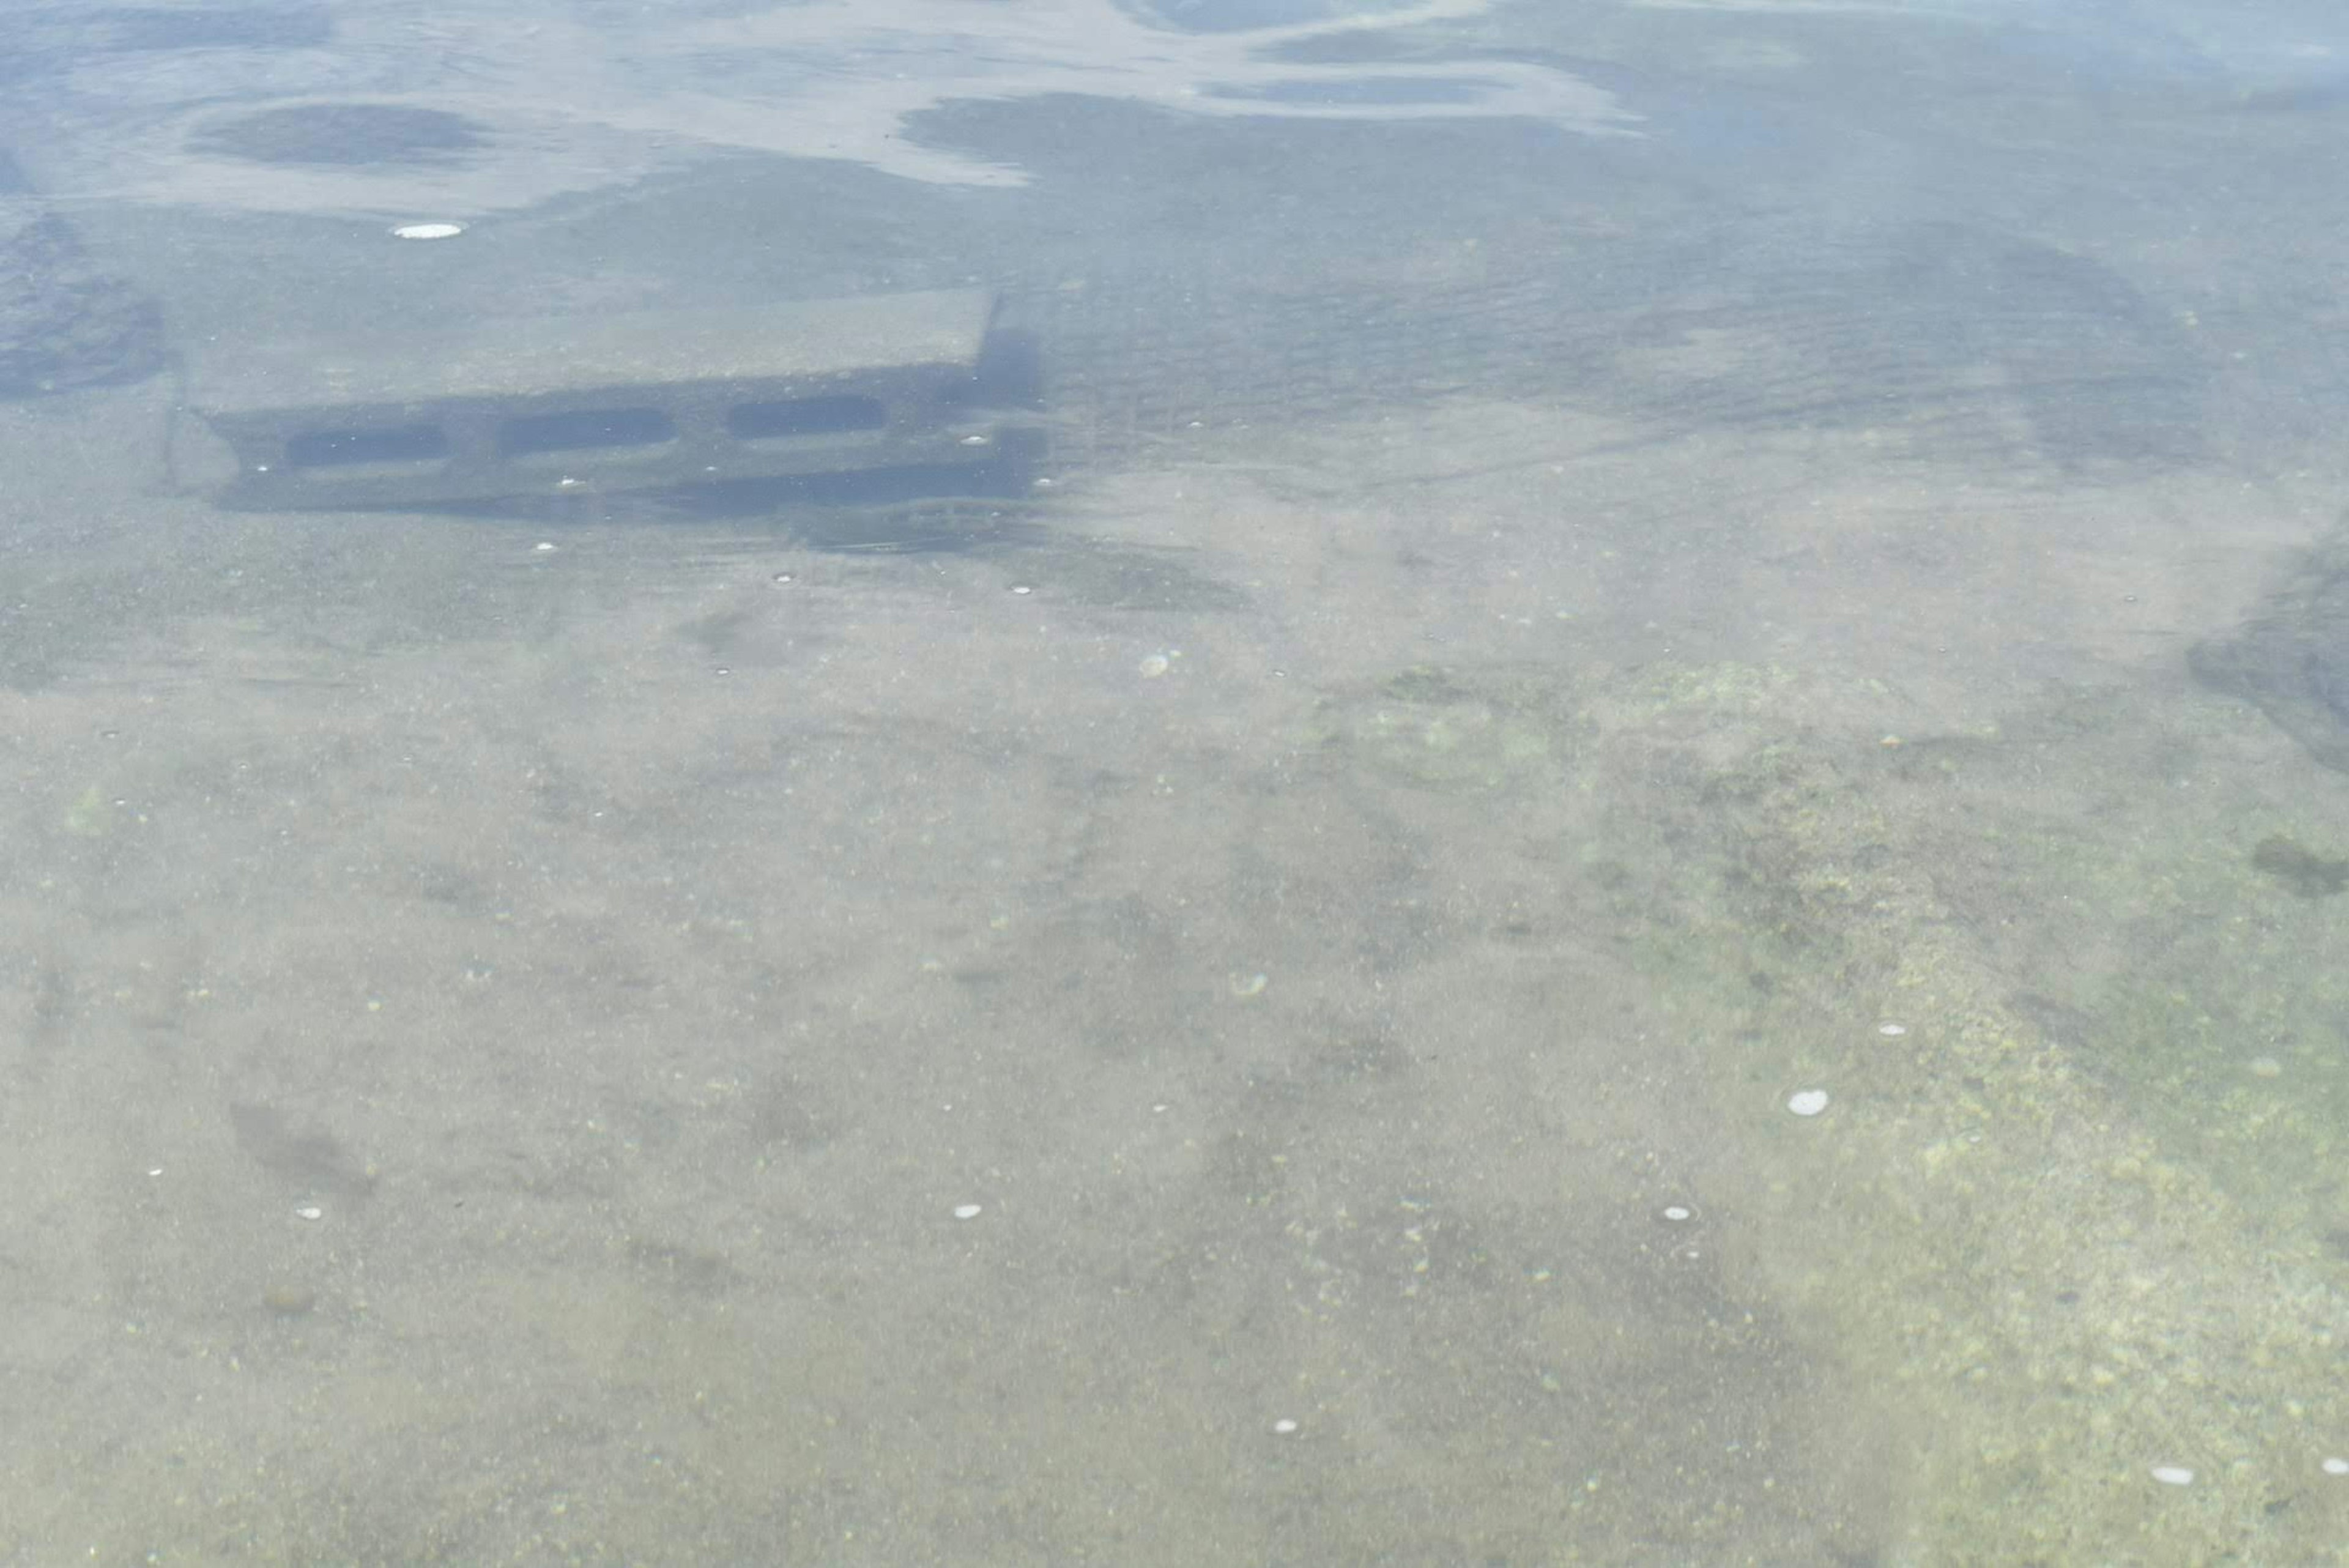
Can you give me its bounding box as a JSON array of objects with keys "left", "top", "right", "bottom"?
[{"left": 6, "top": 373, "right": 2349, "bottom": 1564}]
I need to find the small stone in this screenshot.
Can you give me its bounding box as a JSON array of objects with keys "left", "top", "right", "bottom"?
[
  {"left": 1877, "top": 1022, "right": 1907, "bottom": 1037},
  {"left": 2150, "top": 1464, "right": 2195, "bottom": 1487},
  {"left": 294, "top": 1205, "right": 323, "bottom": 1222},
  {"left": 1660, "top": 1205, "right": 1693, "bottom": 1222},
  {"left": 2323, "top": 1456, "right": 2349, "bottom": 1477},
  {"left": 1786, "top": 1089, "right": 1830, "bottom": 1118},
  {"left": 952, "top": 1203, "right": 982, "bottom": 1221},
  {"left": 390, "top": 221, "right": 465, "bottom": 240},
  {"left": 1138, "top": 653, "right": 1171, "bottom": 678},
  {"left": 262, "top": 1284, "right": 317, "bottom": 1317},
  {"left": 1272, "top": 1418, "right": 1299, "bottom": 1435}
]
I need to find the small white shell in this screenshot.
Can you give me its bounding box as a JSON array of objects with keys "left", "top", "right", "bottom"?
[
  {"left": 1786, "top": 1089, "right": 1830, "bottom": 1118},
  {"left": 952, "top": 1203, "right": 983, "bottom": 1221},
  {"left": 391, "top": 221, "right": 465, "bottom": 240},
  {"left": 2149, "top": 1465, "right": 2194, "bottom": 1487}
]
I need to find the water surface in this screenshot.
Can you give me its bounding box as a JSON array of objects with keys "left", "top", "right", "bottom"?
[{"left": 6, "top": 1, "right": 2349, "bottom": 1562}]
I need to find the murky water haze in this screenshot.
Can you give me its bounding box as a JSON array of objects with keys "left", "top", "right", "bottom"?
[{"left": 7, "top": 2, "right": 2349, "bottom": 1562}]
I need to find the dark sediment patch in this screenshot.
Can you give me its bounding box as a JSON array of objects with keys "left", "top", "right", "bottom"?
[{"left": 2189, "top": 520, "right": 2349, "bottom": 774}]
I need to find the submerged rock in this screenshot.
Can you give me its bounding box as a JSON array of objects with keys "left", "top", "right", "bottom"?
[
  {"left": 2189, "top": 524, "right": 2349, "bottom": 773},
  {"left": 2251, "top": 833, "right": 2349, "bottom": 897},
  {"left": 0, "top": 154, "right": 165, "bottom": 397}
]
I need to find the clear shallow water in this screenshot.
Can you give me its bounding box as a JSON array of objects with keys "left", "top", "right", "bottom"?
[{"left": 6, "top": 2, "right": 2349, "bottom": 1563}]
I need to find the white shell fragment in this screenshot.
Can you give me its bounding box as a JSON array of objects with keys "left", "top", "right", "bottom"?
[
  {"left": 1786, "top": 1089, "right": 1830, "bottom": 1118},
  {"left": 294, "top": 1205, "right": 323, "bottom": 1222},
  {"left": 952, "top": 1203, "right": 983, "bottom": 1221},
  {"left": 391, "top": 221, "right": 465, "bottom": 240},
  {"left": 1272, "top": 1418, "right": 1299, "bottom": 1435},
  {"left": 1877, "top": 1022, "right": 1907, "bottom": 1037},
  {"left": 2150, "top": 1465, "right": 2195, "bottom": 1487},
  {"left": 2323, "top": 1456, "right": 2348, "bottom": 1477}
]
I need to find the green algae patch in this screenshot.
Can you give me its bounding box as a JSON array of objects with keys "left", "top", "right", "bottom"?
[
  {"left": 1302, "top": 663, "right": 1578, "bottom": 793},
  {"left": 1557, "top": 659, "right": 2349, "bottom": 1562},
  {"left": 63, "top": 784, "right": 113, "bottom": 839},
  {"left": 1640, "top": 659, "right": 1795, "bottom": 715}
]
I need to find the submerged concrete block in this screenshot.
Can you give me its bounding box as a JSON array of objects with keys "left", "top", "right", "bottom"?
[{"left": 190, "top": 289, "right": 1030, "bottom": 510}]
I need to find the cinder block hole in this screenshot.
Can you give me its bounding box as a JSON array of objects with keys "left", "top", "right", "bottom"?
[
  {"left": 284, "top": 424, "right": 451, "bottom": 469},
  {"left": 727, "top": 395, "right": 886, "bottom": 440}
]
